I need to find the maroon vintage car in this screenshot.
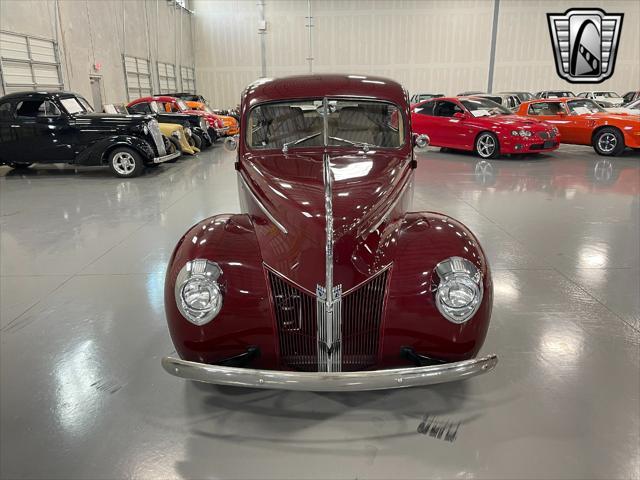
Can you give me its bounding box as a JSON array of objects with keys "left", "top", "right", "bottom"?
[{"left": 162, "top": 74, "right": 498, "bottom": 391}]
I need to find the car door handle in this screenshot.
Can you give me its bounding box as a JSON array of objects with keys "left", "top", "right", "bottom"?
[{"left": 10, "top": 124, "right": 20, "bottom": 128}]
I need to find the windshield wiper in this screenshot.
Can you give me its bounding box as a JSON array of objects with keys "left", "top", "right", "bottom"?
[
  {"left": 282, "top": 132, "right": 322, "bottom": 152},
  {"left": 328, "top": 136, "right": 375, "bottom": 151}
]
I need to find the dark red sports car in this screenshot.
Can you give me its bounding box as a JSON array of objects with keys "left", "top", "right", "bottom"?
[
  {"left": 411, "top": 96, "right": 560, "bottom": 158},
  {"left": 161, "top": 75, "right": 497, "bottom": 391}
]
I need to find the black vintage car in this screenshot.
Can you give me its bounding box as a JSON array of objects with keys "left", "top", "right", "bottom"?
[
  {"left": 0, "top": 91, "right": 181, "bottom": 178},
  {"left": 126, "top": 101, "right": 212, "bottom": 148}
]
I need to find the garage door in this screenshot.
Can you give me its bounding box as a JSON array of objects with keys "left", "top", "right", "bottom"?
[{"left": 0, "top": 32, "right": 64, "bottom": 94}]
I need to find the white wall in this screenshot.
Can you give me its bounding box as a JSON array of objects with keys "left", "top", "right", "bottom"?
[
  {"left": 193, "top": 0, "right": 639, "bottom": 107},
  {"left": 0, "top": 0, "right": 195, "bottom": 104},
  {"left": 493, "top": 0, "right": 639, "bottom": 94}
]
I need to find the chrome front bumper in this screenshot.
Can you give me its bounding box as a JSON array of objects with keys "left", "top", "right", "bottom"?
[
  {"left": 161, "top": 354, "right": 498, "bottom": 392},
  {"left": 153, "top": 150, "right": 181, "bottom": 163}
]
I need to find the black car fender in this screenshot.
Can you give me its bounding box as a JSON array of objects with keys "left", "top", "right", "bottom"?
[{"left": 75, "top": 135, "right": 156, "bottom": 166}]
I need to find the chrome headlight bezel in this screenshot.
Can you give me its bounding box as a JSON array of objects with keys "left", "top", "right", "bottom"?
[
  {"left": 142, "top": 124, "right": 149, "bottom": 135},
  {"left": 433, "top": 257, "right": 483, "bottom": 324},
  {"left": 199, "top": 118, "right": 207, "bottom": 130},
  {"left": 175, "top": 259, "right": 224, "bottom": 326}
]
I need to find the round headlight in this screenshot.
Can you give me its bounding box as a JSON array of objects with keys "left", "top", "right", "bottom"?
[
  {"left": 433, "top": 257, "right": 483, "bottom": 324},
  {"left": 175, "top": 259, "right": 223, "bottom": 326},
  {"left": 511, "top": 130, "right": 520, "bottom": 137},
  {"left": 519, "top": 130, "right": 532, "bottom": 138}
]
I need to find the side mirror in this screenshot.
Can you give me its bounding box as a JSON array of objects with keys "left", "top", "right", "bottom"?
[
  {"left": 413, "top": 133, "right": 430, "bottom": 149},
  {"left": 558, "top": 110, "right": 567, "bottom": 117},
  {"left": 223, "top": 134, "right": 238, "bottom": 152},
  {"left": 453, "top": 112, "right": 466, "bottom": 119}
]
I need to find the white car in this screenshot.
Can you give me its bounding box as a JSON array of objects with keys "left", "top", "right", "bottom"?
[
  {"left": 606, "top": 99, "right": 640, "bottom": 116},
  {"left": 577, "top": 91, "right": 625, "bottom": 107}
]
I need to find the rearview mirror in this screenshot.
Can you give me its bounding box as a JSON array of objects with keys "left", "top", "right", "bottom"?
[
  {"left": 223, "top": 135, "right": 238, "bottom": 152},
  {"left": 413, "top": 133, "right": 430, "bottom": 149}
]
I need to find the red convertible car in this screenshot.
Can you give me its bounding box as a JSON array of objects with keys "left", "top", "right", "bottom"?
[
  {"left": 411, "top": 97, "right": 560, "bottom": 158},
  {"left": 127, "top": 95, "right": 228, "bottom": 141},
  {"left": 161, "top": 74, "right": 497, "bottom": 391}
]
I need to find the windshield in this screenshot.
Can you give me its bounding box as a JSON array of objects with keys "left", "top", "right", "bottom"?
[
  {"left": 594, "top": 92, "right": 619, "bottom": 98},
  {"left": 460, "top": 98, "right": 511, "bottom": 117},
  {"left": 247, "top": 99, "right": 404, "bottom": 150},
  {"left": 176, "top": 99, "right": 189, "bottom": 111},
  {"left": 547, "top": 91, "right": 575, "bottom": 98},
  {"left": 627, "top": 100, "right": 640, "bottom": 110},
  {"left": 60, "top": 96, "right": 91, "bottom": 115},
  {"left": 567, "top": 99, "right": 605, "bottom": 115}
]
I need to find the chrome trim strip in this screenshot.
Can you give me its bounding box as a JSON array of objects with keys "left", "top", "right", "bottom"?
[
  {"left": 316, "top": 142, "right": 342, "bottom": 372},
  {"left": 162, "top": 354, "right": 498, "bottom": 391},
  {"left": 238, "top": 172, "right": 288, "bottom": 234},
  {"left": 152, "top": 150, "right": 181, "bottom": 163}
]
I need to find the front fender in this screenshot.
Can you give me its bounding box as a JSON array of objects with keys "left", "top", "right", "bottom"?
[
  {"left": 377, "top": 212, "right": 492, "bottom": 365},
  {"left": 75, "top": 135, "right": 155, "bottom": 166},
  {"left": 164, "top": 214, "right": 279, "bottom": 368}
]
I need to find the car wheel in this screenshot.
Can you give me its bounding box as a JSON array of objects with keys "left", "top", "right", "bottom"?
[
  {"left": 191, "top": 133, "right": 202, "bottom": 150},
  {"left": 107, "top": 147, "right": 144, "bottom": 178},
  {"left": 7, "top": 162, "right": 33, "bottom": 170},
  {"left": 165, "top": 140, "right": 179, "bottom": 163},
  {"left": 593, "top": 127, "right": 625, "bottom": 156},
  {"left": 475, "top": 132, "right": 500, "bottom": 159}
]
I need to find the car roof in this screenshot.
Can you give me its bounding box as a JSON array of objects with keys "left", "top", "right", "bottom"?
[
  {"left": 0, "top": 90, "right": 79, "bottom": 101},
  {"left": 242, "top": 74, "right": 407, "bottom": 107}
]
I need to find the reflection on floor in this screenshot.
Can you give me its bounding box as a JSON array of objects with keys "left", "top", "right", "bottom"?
[{"left": 1, "top": 145, "right": 638, "bottom": 479}]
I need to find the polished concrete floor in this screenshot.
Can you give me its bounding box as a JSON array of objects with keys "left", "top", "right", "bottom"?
[{"left": 1, "top": 145, "right": 639, "bottom": 479}]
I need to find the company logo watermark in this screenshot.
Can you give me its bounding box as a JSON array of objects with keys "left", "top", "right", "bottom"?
[{"left": 547, "top": 8, "right": 624, "bottom": 83}]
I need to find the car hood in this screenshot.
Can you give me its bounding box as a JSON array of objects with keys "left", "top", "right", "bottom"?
[
  {"left": 472, "top": 114, "right": 551, "bottom": 130},
  {"left": 585, "top": 112, "right": 640, "bottom": 123},
  {"left": 242, "top": 149, "right": 410, "bottom": 291}
]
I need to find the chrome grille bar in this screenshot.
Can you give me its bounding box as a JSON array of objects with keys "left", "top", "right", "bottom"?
[{"left": 149, "top": 120, "right": 166, "bottom": 156}]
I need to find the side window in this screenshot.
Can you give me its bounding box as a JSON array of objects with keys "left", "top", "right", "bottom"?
[
  {"left": 15, "top": 99, "right": 61, "bottom": 118},
  {"left": 129, "top": 102, "right": 151, "bottom": 114},
  {"left": 433, "top": 101, "right": 463, "bottom": 118},
  {"left": 414, "top": 101, "right": 435, "bottom": 116},
  {"left": 165, "top": 102, "right": 179, "bottom": 113},
  {"left": 528, "top": 102, "right": 564, "bottom": 116},
  {"left": 0, "top": 102, "right": 14, "bottom": 121},
  {"left": 623, "top": 92, "right": 634, "bottom": 103}
]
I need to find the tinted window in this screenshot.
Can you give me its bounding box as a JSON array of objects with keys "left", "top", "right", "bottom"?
[
  {"left": 413, "top": 101, "right": 435, "bottom": 116},
  {"left": 15, "top": 99, "right": 60, "bottom": 118},
  {"left": 623, "top": 92, "right": 638, "bottom": 103},
  {"left": 433, "top": 101, "right": 464, "bottom": 117},
  {"left": 129, "top": 102, "right": 152, "bottom": 114},
  {"left": 460, "top": 98, "right": 511, "bottom": 117},
  {"left": 527, "top": 102, "right": 565, "bottom": 115},
  {"left": 0, "top": 102, "right": 13, "bottom": 121}
]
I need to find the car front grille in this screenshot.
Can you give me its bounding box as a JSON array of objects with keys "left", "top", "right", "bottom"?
[
  {"left": 149, "top": 120, "right": 166, "bottom": 156},
  {"left": 268, "top": 269, "right": 389, "bottom": 372},
  {"left": 537, "top": 131, "right": 550, "bottom": 140}
]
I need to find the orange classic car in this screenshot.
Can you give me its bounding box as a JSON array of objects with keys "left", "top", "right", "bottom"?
[
  {"left": 185, "top": 101, "right": 239, "bottom": 135},
  {"left": 516, "top": 98, "right": 640, "bottom": 156}
]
